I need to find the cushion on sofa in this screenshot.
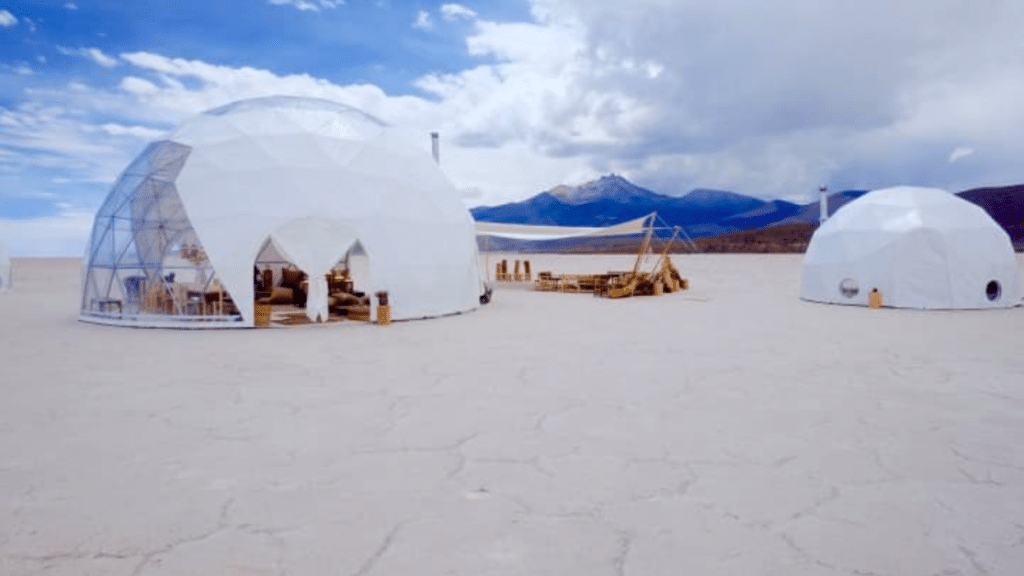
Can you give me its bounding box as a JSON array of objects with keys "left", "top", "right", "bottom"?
[
  {"left": 268, "top": 286, "right": 294, "bottom": 304},
  {"left": 280, "top": 267, "right": 305, "bottom": 289}
]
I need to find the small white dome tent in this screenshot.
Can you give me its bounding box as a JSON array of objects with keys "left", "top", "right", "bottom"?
[
  {"left": 80, "top": 96, "right": 484, "bottom": 327},
  {"left": 801, "top": 186, "right": 1021, "bottom": 309},
  {"left": 0, "top": 241, "right": 10, "bottom": 293}
]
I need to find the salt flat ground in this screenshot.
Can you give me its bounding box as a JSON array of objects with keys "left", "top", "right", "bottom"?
[{"left": 1, "top": 254, "right": 1023, "bottom": 576}]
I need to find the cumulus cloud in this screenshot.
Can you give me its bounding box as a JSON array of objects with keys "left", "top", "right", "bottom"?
[
  {"left": 56, "top": 46, "right": 119, "bottom": 68},
  {"left": 6, "top": 0, "right": 1024, "bottom": 257},
  {"left": 414, "top": 10, "right": 433, "bottom": 30},
  {"left": 0, "top": 9, "right": 17, "bottom": 27},
  {"left": 441, "top": 4, "right": 477, "bottom": 21},
  {"left": 527, "top": 0, "right": 1024, "bottom": 196},
  {"left": 64, "top": 3, "right": 78, "bottom": 10},
  {"left": 115, "top": 51, "right": 419, "bottom": 122},
  {"left": 408, "top": 0, "right": 1024, "bottom": 199}
]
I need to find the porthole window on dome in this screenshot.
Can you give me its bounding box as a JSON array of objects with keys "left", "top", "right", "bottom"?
[
  {"left": 986, "top": 280, "right": 1001, "bottom": 301},
  {"left": 839, "top": 278, "right": 859, "bottom": 298}
]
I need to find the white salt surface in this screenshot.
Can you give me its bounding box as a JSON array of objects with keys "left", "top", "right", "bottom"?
[{"left": 2, "top": 254, "right": 1024, "bottom": 576}]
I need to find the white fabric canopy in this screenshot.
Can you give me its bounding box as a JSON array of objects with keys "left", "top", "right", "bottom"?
[
  {"left": 0, "top": 242, "right": 10, "bottom": 293},
  {"left": 801, "top": 186, "right": 1021, "bottom": 309},
  {"left": 475, "top": 213, "right": 653, "bottom": 240},
  {"left": 81, "top": 96, "right": 483, "bottom": 326}
]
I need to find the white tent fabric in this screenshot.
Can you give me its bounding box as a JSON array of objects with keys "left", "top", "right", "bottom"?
[
  {"left": 0, "top": 242, "right": 10, "bottom": 293},
  {"left": 475, "top": 213, "right": 653, "bottom": 240},
  {"left": 801, "top": 186, "right": 1021, "bottom": 309},
  {"left": 80, "top": 96, "right": 483, "bottom": 327}
]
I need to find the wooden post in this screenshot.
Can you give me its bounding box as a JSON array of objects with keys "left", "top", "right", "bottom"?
[
  {"left": 254, "top": 302, "right": 271, "bottom": 327},
  {"left": 376, "top": 291, "right": 391, "bottom": 325},
  {"left": 868, "top": 288, "right": 882, "bottom": 309}
]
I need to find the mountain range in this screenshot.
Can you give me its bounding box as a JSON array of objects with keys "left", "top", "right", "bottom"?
[{"left": 471, "top": 175, "right": 1024, "bottom": 249}]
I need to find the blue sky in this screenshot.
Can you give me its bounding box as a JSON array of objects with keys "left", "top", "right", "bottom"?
[{"left": 3, "top": 0, "right": 1024, "bottom": 255}]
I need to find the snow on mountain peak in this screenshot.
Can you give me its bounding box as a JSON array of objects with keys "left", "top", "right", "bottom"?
[{"left": 549, "top": 174, "right": 656, "bottom": 205}]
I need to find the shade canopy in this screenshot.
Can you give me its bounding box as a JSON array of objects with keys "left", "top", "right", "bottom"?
[
  {"left": 801, "top": 186, "right": 1021, "bottom": 309},
  {"left": 80, "top": 95, "right": 483, "bottom": 327},
  {"left": 475, "top": 213, "right": 653, "bottom": 241},
  {"left": 0, "top": 242, "right": 9, "bottom": 293}
]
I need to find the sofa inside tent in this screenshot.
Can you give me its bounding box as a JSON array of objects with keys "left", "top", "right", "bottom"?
[
  {"left": 79, "top": 96, "right": 484, "bottom": 328},
  {"left": 800, "top": 186, "right": 1021, "bottom": 309}
]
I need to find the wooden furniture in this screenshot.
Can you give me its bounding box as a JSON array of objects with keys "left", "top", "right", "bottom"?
[
  {"left": 254, "top": 302, "right": 271, "bottom": 327},
  {"left": 142, "top": 282, "right": 173, "bottom": 313},
  {"left": 92, "top": 298, "right": 123, "bottom": 315}
]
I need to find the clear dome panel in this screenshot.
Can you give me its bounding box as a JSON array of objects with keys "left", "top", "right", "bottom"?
[{"left": 81, "top": 141, "right": 242, "bottom": 324}]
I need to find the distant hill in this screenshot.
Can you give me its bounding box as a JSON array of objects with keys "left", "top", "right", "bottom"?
[
  {"left": 777, "top": 190, "right": 870, "bottom": 224},
  {"left": 473, "top": 176, "right": 1024, "bottom": 252},
  {"left": 472, "top": 174, "right": 766, "bottom": 230},
  {"left": 956, "top": 184, "right": 1024, "bottom": 244},
  {"left": 472, "top": 175, "right": 865, "bottom": 242},
  {"left": 685, "top": 199, "right": 803, "bottom": 238}
]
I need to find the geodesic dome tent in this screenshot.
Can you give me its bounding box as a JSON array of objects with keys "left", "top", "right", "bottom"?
[
  {"left": 0, "top": 241, "right": 10, "bottom": 293},
  {"left": 801, "top": 186, "right": 1021, "bottom": 309},
  {"left": 80, "top": 95, "right": 483, "bottom": 327}
]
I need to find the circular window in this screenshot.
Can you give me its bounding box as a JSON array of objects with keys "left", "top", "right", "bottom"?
[
  {"left": 839, "top": 278, "right": 859, "bottom": 298},
  {"left": 986, "top": 280, "right": 1001, "bottom": 302}
]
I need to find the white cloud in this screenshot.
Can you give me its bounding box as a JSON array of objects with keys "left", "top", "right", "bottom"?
[
  {"left": 64, "top": 2, "right": 78, "bottom": 10},
  {"left": 56, "top": 46, "right": 119, "bottom": 68},
  {"left": 414, "top": 10, "right": 433, "bottom": 30},
  {"left": 268, "top": 0, "right": 344, "bottom": 11},
  {"left": 0, "top": 9, "right": 17, "bottom": 27},
  {"left": 0, "top": 206, "right": 95, "bottom": 257},
  {"left": 441, "top": 4, "right": 477, "bottom": 21},
  {"left": 948, "top": 147, "right": 975, "bottom": 163},
  {"left": 120, "top": 75, "right": 161, "bottom": 95},
  {"left": 95, "top": 123, "right": 166, "bottom": 140},
  {"left": 115, "top": 51, "right": 414, "bottom": 122},
  {"left": 269, "top": 0, "right": 318, "bottom": 11},
  {"left": 414, "top": 0, "right": 1024, "bottom": 197},
  {"left": 8, "top": 0, "right": 1024, "bottom": 256}
]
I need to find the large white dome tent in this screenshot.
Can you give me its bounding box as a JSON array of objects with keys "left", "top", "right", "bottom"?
[
  {"left": 801, "top": 185, "right": 1021, "bottom": 309},
  {"left": 80, "top": 95, "right": 484, "bottom": 328}
]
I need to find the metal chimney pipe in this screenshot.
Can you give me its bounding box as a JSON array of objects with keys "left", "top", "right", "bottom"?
[
  {"left": 819, "top": 185, "right": 828, "bottom": 224},
  {"left": 431, "top": 132, "right": 440, "bottom": 164}
]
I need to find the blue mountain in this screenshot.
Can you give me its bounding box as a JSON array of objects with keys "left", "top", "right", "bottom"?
[
  {"left": 957, "top": 184, "right": 1024, "bottom": 243},
  {"left": 472, "top": 176, "right": 1024, "bottom": 251},
  {"left": 471, "top": 174, "right": 767, "bottom": 230},
  {"left": 471, "top": 175, "right": 1024, "bottom": 243}
]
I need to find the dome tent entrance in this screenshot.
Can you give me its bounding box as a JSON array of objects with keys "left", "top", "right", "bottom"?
[
  {"left": 801, "top": 186, "right": 1021, "bottom": 309},
  {"left": 80, "top": 96, "right": 483, "bottom": 328}
]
